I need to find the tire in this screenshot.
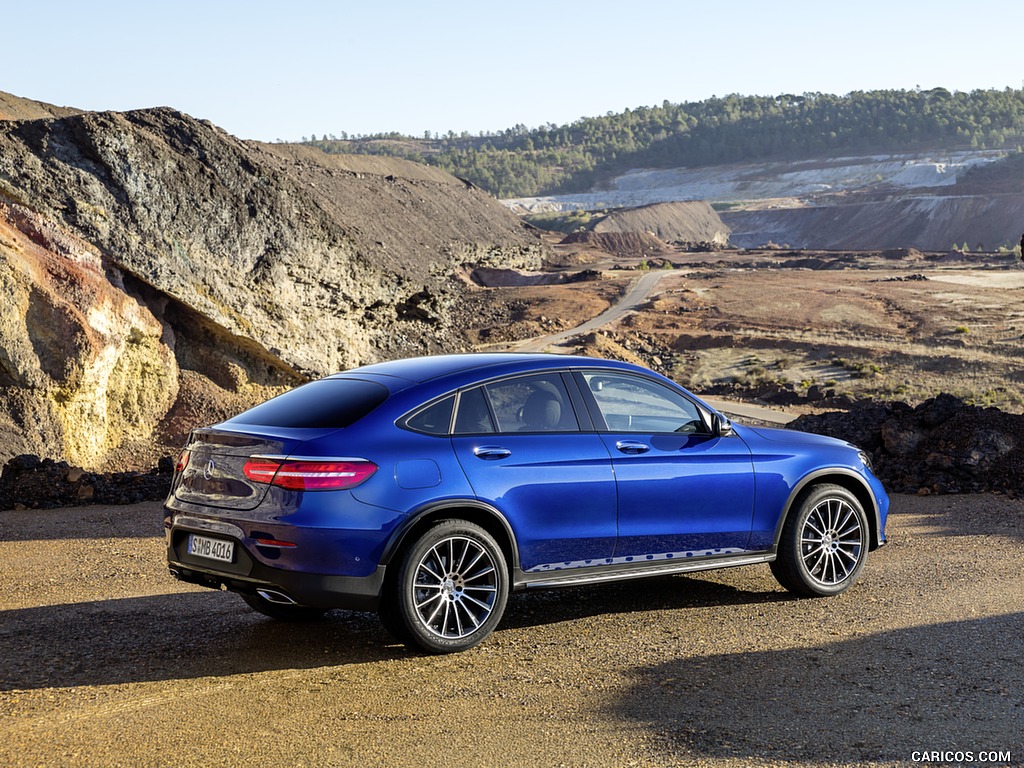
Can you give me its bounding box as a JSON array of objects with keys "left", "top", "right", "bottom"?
[
  {"left": 383, "top": 520, "right": 509, "bottom": 654},
  {"left": 240, "top": 591, "right": 326, "bottom": 622},
  {"left": 770, "top": 484, "right": 869, "bottom": 597}
]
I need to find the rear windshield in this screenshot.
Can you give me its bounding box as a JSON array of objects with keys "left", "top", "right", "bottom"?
[{"left": 227, "top": 378, "right": 389, "bottom": 429}]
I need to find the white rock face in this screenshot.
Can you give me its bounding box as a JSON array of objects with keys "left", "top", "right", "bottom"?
[{"left": 504, "top": 151, "right": 1005, "bottom": 213}]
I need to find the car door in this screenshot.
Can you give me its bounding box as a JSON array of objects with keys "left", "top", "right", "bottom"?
[
  {"left": 450, "top": 372, "right": 617, "bottom": 573},
  {"left": 575, "top": 370, "right": 755, "bottom": 559}
]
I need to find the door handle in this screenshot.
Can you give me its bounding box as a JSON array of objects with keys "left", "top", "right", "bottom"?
[
  {"left": 615, "top": 440, "right": 650, "bottom": 455},
  {"left": 473, "top": 445, "right": 512, "bottom": 460}
]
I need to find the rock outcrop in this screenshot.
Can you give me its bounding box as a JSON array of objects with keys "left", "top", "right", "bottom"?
[
  {"left": 789, "top": 395, "right": 1024, "bottom": 496},
  {"left": 0, "top": 454, "right": 173, "bottom": 510},
  {"left": 0, "top": 107, "right": 543, "bottom": 470}
]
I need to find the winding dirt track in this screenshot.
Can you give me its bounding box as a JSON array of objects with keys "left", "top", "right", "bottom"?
[
  {"left": 1, "top": 495, "right": 1021, "bottom": 767},
  {"left": 514, "top": 270, "right": 667, "bottom": 353}
]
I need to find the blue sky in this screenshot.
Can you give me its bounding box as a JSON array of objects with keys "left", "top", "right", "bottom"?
[{"left": 4, "top": 0, "right": 1022, "bottom": 141}]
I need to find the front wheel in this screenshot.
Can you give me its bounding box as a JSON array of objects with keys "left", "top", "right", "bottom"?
[
  {"left": 383, "top": 520, "right": 509, "bottom": 654},
  {"left": 771, "top": 484, "right": 869, "bottom": 597}
]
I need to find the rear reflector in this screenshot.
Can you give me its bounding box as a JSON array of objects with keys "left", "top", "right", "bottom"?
[
  {"left": 255, "top": 538, "right": 298, "bottom": 548},
  {"left": 242, "top": 458, "right": 378, "bottom": 491}
]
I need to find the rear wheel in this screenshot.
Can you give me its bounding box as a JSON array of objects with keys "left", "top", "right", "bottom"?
[
  {"left": 383, "top": 520, "right": 508, "bottom": 654},
  {"left": 771, "top": 484, "right": 869, "bottom": 596},
  {"left": 240, "top": 591, "right": 326, "bottom": 621}
]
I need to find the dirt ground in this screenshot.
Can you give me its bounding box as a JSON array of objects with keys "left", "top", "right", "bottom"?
[
  {"left": 1, "top": 494, "right": 1020, "bottom": 767},
  {"left": 464, "top": 245, "right": 1024, "bottom": 415}
]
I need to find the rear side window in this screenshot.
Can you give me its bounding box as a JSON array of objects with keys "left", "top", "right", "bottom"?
[
  {"left": 485, "top": 374, "right": 579, "bottom": 433},
  {"left": 454, "top": 387, "right": 495, "bottom": 434},
  {"left": 227, "top": 379, "right": 388, "bottom": 429},
  {"left": 405, "top": 395, "right": 455, "bottom": 436}
]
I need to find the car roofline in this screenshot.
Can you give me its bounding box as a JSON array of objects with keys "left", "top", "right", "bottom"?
[{"left": 329, "top": 353, "right": 633, "bottom": 385}]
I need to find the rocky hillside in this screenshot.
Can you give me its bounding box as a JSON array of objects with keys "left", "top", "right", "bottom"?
[
  {"left": 506, "top": 150, "right": 1024, "bottom": 251},
  {"left": 0, "top": 105, "right": 542, "bottom": 471}
]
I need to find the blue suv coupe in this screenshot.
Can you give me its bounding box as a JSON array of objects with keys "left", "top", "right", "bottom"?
[{"left": 166, "top": 354, "right": 888, "bottom": 653}]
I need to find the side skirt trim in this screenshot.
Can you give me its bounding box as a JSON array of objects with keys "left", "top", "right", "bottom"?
[{"left": 517, "top": 551, "right": 775, "bottom": 589}]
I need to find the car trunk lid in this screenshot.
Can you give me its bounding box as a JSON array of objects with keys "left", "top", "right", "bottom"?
[{"left": 172, "top": 426, "right": 313, "bottom": 511}]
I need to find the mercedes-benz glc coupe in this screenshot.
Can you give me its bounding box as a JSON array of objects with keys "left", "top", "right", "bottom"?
[{"left": 166, "top": 354, "right": 888, "bottom": 653}]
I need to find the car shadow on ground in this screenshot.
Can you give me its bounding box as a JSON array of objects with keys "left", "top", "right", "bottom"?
[
  {"left": 609, "top": 612, "right": 1023, "bottom": 764},
  {"left": 1, "top": 573, "right": 794, "bottom": 692},
  {"left": 502, "top": 571, "right": 791, "bottom": 631},
  {"left": 0, "top": 592, "right": 402, "bottom": 691}
]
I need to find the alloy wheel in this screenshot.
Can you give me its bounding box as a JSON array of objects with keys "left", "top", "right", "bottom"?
[
  {"left": 799, "top": 496, "right": 865, "bottom": 587},
  {"left": 410, "top": 535, "right": 500, "bottom": 640}
]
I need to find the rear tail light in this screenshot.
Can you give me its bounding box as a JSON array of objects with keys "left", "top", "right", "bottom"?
[
  {"left": 175, "top": 449, "right": 191, "bottom": 473},
  {"left": 242, "top": 457, "right": 378, "bottom": 491}
]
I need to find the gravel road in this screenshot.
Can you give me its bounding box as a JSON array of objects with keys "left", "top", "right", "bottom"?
[
  {"left": 1, "top": 494, "right": 1020, "bottom": 767},
  {"left": 514, "top": 270, "right": 667, "bottom": 352}
]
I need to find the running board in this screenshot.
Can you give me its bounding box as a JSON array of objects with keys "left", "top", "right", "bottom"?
[{"left": 520, "top": 552, "right": 775, "bottom": 589}]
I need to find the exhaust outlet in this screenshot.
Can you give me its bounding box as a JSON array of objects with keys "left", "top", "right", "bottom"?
[{"left": 257, "top": 588, "right": 298, "bottom": 605}]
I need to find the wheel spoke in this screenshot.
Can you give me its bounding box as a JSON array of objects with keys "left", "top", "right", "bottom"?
[
  {"left": 415, "top": 590, "right": 444, "bottom": 610},
  {"left": 803, "top": 516, "right": 826, "bottom": 537},
  {"left": 455, "top": 599, "right": 482, "bottom": 629},
  {"left": 461, "top": 548, "right": 486, "bottom": 575},
  {"left": 455, "top": 597, "right": 467, "bottom": 636},
  {"left": 464, "top": 565, "right": 496, "bottom": 583},
  {"left": 835, "top": 508, "right": 854, "bottom": 533},
  {"left": 461, "top": 592, "right": 493, "bottom": 612},
  {"left": 424, "top": 596, "right": 446, "bottom": 627},
  {"left": 835, "top": 546, "right": 860, "bottom": 564},
  {"left": 805, "top": 547, "right": 827, "bottom": 576},
  {"left": 419, "top": 551, "right": 445, "bottom": 583}
]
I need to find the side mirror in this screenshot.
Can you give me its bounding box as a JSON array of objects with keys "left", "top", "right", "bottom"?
[{"left": 712, "top": 412, "right": 734, "bottom": 437}]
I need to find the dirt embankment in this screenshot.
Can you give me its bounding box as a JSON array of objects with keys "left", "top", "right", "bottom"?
[
  {"left": 591, "top": 201, "right": 730, "bottom": 247},
  {"left": 0, "top": 90, "right": 82, "bottom": 122},
  {"left": 559, "top": 230, "right": 670, "bottom": 259},
  {"left": 723, "top": 193, "right": 1024, "bottom": 251}
]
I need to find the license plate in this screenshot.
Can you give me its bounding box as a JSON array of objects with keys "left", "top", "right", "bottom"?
[{"left": 188, "top": 534, "right": 235, "bottom": 563}]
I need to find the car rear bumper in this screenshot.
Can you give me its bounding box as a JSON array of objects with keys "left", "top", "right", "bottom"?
[{"left": 167, "top": 553, "right": 385, "bottom": 611}]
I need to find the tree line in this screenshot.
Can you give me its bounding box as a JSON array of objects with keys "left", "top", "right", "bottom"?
[{"left": 301, "top": 88, "right": 1024, "bottom": 198}]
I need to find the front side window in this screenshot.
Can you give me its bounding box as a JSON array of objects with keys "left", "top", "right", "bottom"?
[
  {"left": 581, "top": 372, "right": 706, "bottom": 434},
  {"left": 484, "top": 374, "right": 579, "bottom": 433}
]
